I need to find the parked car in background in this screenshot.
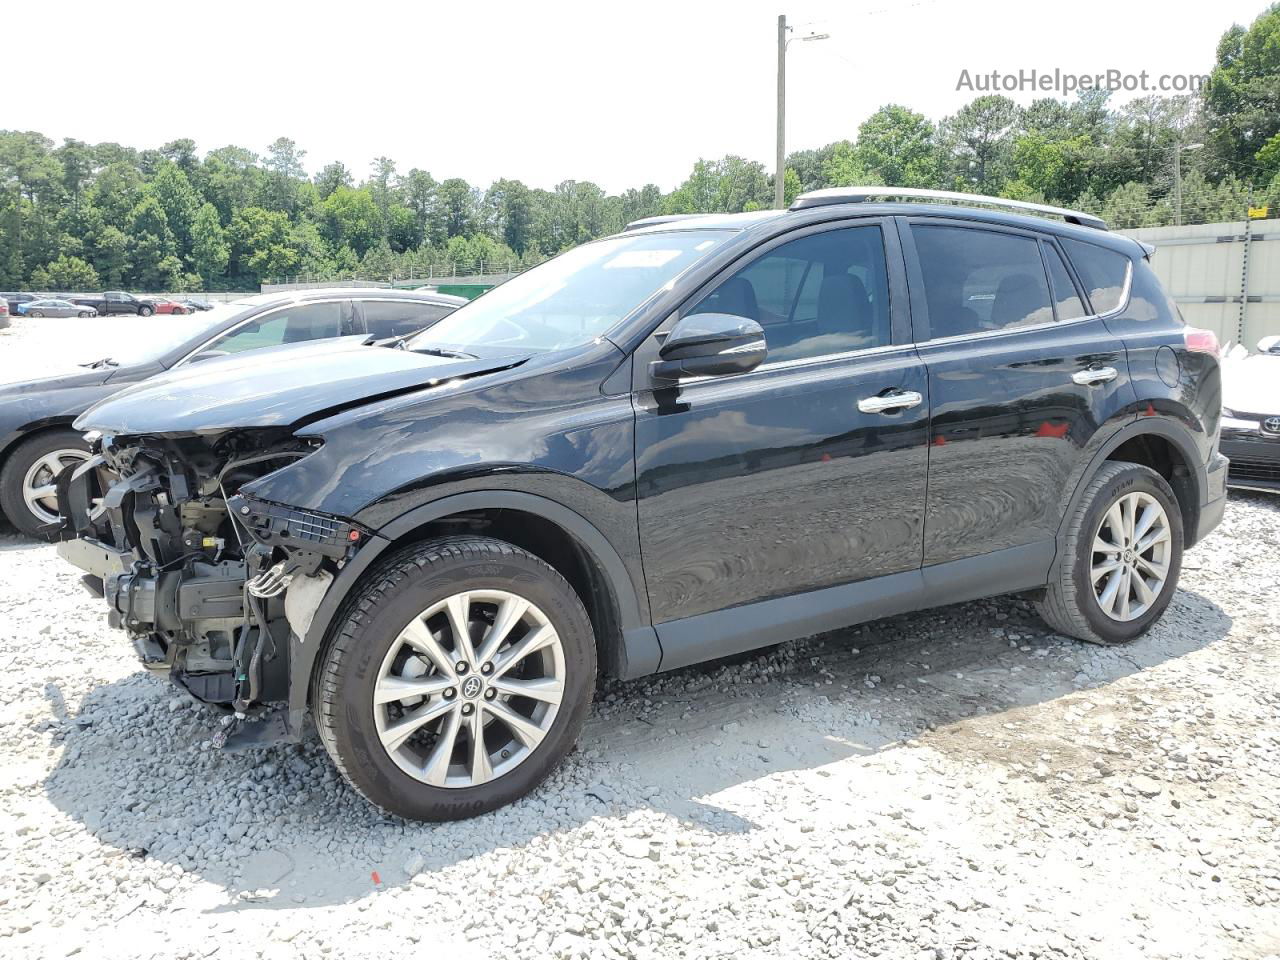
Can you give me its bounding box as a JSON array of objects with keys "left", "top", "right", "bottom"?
[
  {"left": 0, "top": 288, "right": 465, "bottom": 538},
  {"left": 68, "top": 291, "right": 158, "bottom": 317},
  {"left": 179, "top": 297, "right": 214, "bottom": 312},
  {"left": 20, "top": 299, "right": 97, "bottom": 318},
  {"left": 56, "top": 188, "right": 1225, "bottom": 821},
  {"left": 1, "top": 292, "right": 38, "bottom": 314},
  {"left": 1221, "top": 336, "right": 1280, "bottom": 492},
  {"left": 0, "top": 299, "right": 9, "bottom": 330},
  {"left": 150, "top": 297, "right": 193, "bottom": 315}
]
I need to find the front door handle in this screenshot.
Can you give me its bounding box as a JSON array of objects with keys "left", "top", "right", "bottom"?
[
  {"left": 1072, "top": 365, "right": 1118, "bottom": 386},
  {"left": 858, "top": 390, "right": 924, "bottom": 414}
]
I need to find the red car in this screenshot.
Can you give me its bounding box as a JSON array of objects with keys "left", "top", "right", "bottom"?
[{"left": 151, "top": 298, "right": 193, "bottom": 315}]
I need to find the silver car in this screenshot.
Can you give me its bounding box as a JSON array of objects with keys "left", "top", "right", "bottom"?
[{"left": 21, "top": 299, "right": 97, "bottom": 318}]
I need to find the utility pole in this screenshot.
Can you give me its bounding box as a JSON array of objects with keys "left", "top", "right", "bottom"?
[
  {"left": 1173, "top": 140, "right": 1203, "bottom": 227},
  {"left": 775, "top": 14, "right": 787, "bottom": 210},
  {"left": 1173, "top": 138, "right": 1182, "bottom": 227},
  {"left": 774, "top": 17, "right": 828, "bottom": 209}
]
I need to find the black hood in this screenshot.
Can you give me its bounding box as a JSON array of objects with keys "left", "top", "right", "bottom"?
[{"left": 74, "top": 337, "right": 526, "bottom": 436}]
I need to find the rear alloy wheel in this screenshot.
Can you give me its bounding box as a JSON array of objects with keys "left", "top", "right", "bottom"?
[
  {"left": 1036, "top": 462, "right": 1183, "bottom": 645},
  {"left": 138, "top": 306, "right": 154, "bottom": 317},
  {"left": 29, "top": 310, "right": 44, "bottom": 318},
  {"left": 315, "top": 537, "right": 595, "bottom": 820},
  {"left": 77, "top": 311, "right": 90, "bottom": 318},
  {"left": 0, "top": 429, "right": 92, "bottom": 539}
]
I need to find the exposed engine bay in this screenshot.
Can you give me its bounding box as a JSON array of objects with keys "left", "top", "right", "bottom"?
[{"left": 56, "top": 430, "right": 363, "bottom": 744}]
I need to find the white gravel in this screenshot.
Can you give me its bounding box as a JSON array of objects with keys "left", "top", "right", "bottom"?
[{"left": 2, "top": 315, "right": 1280, "bottom": 959}]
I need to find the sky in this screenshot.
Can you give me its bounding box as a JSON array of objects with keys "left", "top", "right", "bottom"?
[{"left": 6, "top": 0, "right": 1272, "bottom": 193}]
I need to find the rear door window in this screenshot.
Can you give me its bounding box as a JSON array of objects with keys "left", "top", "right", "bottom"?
[
  {"left": 912, "top": 225, "right": 1055, "bottom": 338},
  {"left": 1060, "top": 238, "right": 1131, "bottom": 315}
]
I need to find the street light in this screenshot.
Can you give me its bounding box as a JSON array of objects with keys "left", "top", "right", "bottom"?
[
  {"left": 1174, "top": 141, "right": 1203, "bottom": 227},
  {"left": 775, "top": 16, "right": 830, "bottom": 209}
]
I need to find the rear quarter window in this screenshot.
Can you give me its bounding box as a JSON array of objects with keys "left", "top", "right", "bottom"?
[{"left": 1061, "top": 238, "right": 1131, "bottom": 315}]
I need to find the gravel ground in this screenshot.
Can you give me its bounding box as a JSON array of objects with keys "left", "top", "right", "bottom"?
[{"left": 2, "top": 315, "right": 1280, "bottom": 959}]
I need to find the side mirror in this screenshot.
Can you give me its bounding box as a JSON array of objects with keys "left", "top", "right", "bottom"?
[
  {"left": 1257, "top": 335, "right": 1280, "bottom": 355},
  {"left": 650, "top": 312, "right": 767, "bottom": 381}
]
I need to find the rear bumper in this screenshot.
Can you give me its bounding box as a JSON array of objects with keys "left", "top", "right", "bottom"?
[{"left": 1192, "top": 451, "right": 1229, "bottom": 547}]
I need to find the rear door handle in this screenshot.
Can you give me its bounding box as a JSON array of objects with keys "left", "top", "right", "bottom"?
[
  {"left": 1072, "top": 365, "right": 1118, "bottom": 385},
  {"left": 858, "top": 390, "right": 924, "bottom": 414}
]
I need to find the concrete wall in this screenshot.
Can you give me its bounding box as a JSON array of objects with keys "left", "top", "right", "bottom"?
[{"left": 1118, "top": 221, "right": 1279, "bottom": 350}]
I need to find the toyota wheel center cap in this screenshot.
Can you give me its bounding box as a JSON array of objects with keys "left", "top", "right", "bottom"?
[{"left": 461, "top": 676, "right": 483, "bottom": 699}]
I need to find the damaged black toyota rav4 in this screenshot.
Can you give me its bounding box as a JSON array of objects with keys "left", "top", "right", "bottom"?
[{"left": 58, "top": 188, "right": 1227, "bottom": 821}]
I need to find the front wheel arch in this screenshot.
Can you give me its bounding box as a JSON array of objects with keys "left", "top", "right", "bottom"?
[{"left": 287, "top": 491, "right": 660, "bottom": 733}]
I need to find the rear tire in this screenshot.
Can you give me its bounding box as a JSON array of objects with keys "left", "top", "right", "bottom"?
[
  {"left": 0, "top": 428, "right": 91, "bottom": 539},
  {"left": 77, "top": 311, "right": 90, "bottom": 318},
  {"left": 138, "top": 306, "right": 154, "bottom": 317},
  {"left": 1037, "top": 462, "right": 1183, "bottom": 645},
  {"left": 314, "top": 536, "right": 596, "bottom": 821},
  {"left": 30, "top": 310, "right": 43, "bottom": 318}
]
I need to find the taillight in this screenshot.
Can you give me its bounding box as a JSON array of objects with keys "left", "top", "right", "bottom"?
[{"left": 1184, "top": 327, "right": 1219, "bottom": 358}]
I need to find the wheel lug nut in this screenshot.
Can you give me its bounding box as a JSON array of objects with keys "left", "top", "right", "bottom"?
[
  {"left": 456, "top": 662, "right": 468, "bottom": 674},
  {"left": 481, "top": 662, "right": 493, "bottom": 675},
  {"left": 444, "top": 688, "right": 456, "bottom": 699},
  {"left": 461, "top": 703, "right": 473, "bottom": 715},
  {"left": 484, "top": 688, "right": 496, "bottom": 700}
]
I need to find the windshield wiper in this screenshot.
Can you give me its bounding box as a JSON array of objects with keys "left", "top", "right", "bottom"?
[
  {"left": 414, "top": 346, "right": 478, "bottom": 360},
  {"left": 82, "top": 357, "right": 118, "bottom": 369}
]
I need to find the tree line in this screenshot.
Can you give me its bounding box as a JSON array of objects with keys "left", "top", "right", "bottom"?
[{"left": 1, "top": 4, "right": 1277, "bottom": 293}]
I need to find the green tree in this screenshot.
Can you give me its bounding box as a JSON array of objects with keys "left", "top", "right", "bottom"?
[
  {"left": 1205, "top": 4, "right": 1280, "bottom": 176},
  {"left": 228, "top": 205, "right": 300, "bottom": 282},
  {"left": 320, "top": 186, "right": 381, "bottom": 256},
  {"left": 148, "top": 160, "right": 200, "bottom": 260},
  {"left": 853, "top": 105, "right": 939, "bottom": 187},
  {"left": 28, "top": 254, "right": 99, "bottom": 291},
  {"left": 433, "top": 178, "right": 476, "bottom": 240},
  {"left": 315, "top": 161, "right": 353, "bottom": 199},
  {"left": 191, "top": 202, "right": 229, "bottom": 285},
  {"left": 941, "top": 95, "right": 1021, "bottom": 192}
]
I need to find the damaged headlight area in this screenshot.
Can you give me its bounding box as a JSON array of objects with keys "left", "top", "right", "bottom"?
[{"left": 56, "top": 430, "right": 366, "bottom": 745}]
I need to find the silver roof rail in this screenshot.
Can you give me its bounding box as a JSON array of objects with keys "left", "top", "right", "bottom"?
[
  {"left": 622, "top": 214, "right": 708, "bottom": 232},
  {"left": 790, "top": 186, "right": 1108, "bottom": 231}
]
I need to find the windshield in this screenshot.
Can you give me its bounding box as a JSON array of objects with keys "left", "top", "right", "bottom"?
[
  {"left": 100, "top": 301, "right": 257, "bottom": 366},
  {"left": 406, "top": 230, "right": 733, "bottom": 356}
]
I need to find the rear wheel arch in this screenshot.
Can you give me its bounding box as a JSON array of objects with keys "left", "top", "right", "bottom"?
[{"left": 1056, "top": 418, "right": 1204, "bottom": 564}]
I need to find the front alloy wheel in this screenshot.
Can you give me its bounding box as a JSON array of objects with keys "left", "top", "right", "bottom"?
[
  {"left": 374, "top": 589, "right": 565, "bottom": 788},
  {"left": 315, "top": 537, "right": 595, "bottom": 821}
]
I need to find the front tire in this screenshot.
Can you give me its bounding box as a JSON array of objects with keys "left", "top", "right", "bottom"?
[
  {"left": 314, "top": 536, "right": 596, "bottom": 821},
  {"left": 29, "top": 310, "right": 43, "bottom": 318},
  {"left": 138, "top": 306, "right": 154, "bottom": 317},
  {"left": 77, "top": 311, "right": 90, "bottom": 318},
  {"left": 0, "top": 429, "right": 92, "bottom": 539},
  {"left": 1037, "top": 462, "right": 1183, "bottom": 645}
]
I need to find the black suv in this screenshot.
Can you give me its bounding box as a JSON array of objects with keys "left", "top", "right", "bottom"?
[{"left": 57, "top": 188, "right": 1227, "bottom": 821}]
